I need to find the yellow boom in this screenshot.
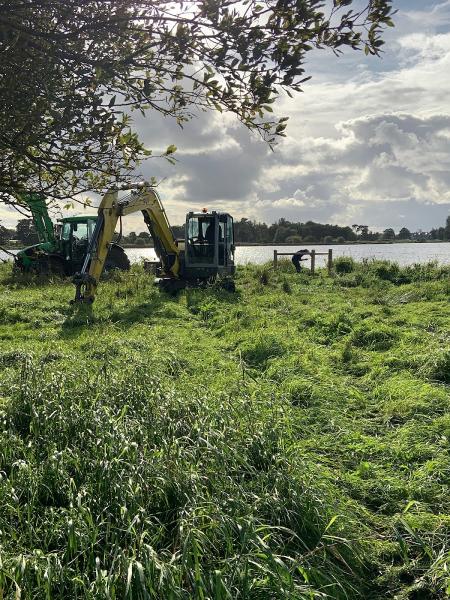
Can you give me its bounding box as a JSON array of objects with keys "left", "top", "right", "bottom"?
[{"left": 74, "top": 183, "right": 180, "bottom": 302}]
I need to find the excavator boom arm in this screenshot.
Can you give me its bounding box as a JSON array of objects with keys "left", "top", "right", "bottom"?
[
  {"left": 19, "top": 193, "right": 56, "bottom": 245},
  {"left": 121, "top": 187, "right": 179, "bottom": 274},
  {"left": 74, "top": 184, "right": 180, "bottom": 303}
]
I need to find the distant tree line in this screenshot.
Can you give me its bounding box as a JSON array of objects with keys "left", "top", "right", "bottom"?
[
  {"left": 0, "top": 220, "right": 40, "bottom": 246},
  {"left": 104, "top": 215, "right": 450, "bottom": 244},
  {"left": 3, "top": 216, "right": 450, "bottom": 247}
]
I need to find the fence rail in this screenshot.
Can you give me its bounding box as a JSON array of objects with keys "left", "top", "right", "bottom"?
[{"left": 273, "top": 249, "right": 333, "bottom": 275}]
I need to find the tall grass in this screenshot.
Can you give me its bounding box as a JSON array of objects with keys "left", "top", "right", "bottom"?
[
  {"left": 1, "top": 358, "right": 367, "bottom": 599},
  {"left": 1, "top": 261, "right": 450, "bottom": 598}
]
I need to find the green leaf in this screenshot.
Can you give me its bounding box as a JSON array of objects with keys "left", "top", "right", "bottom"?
[
  {"left": 403, "top": 500, "right": 418, "bottom": 514},
  {"left": 125, "top": 562, "right": 133, "bottom": 595},
  {"left": 165, "top": 144, "right": 177, "bottom": 155},
  {"left": 324, "top": 514, "right": 340, "bottom": 533}
]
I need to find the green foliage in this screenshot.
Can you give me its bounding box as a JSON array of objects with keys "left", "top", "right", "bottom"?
[
  {"left": 1, "top": 1, "right": 394, "bottom": 201},
  {"left": 332, "top": 259, "right": 450, "bottom": 289},
  {"left": 421, "top": 349, "right": 450, "bottom": 383},
  {"left": 2, "top": 258, "right": 450, "bottom": 599},
  {"left": 15, "top": 218, "right": 39, "bottom": 245},
  {"left": 371, "top": 261, "right": 401, "bottom": 282},
  {"left": 334, "top": 256, "right": 355, "bottom": 274},
  {"left": 282, "top": 277, "right": 292, "bottom": 294},
  {"left": 234, "top": 217, "right": 358, "bottom": 243},
  {"left": 382, "top": 228, "right": 396, "bottom": 241},
  {"left": 251, "top": 264, "right": 273, "bottom": 285}
]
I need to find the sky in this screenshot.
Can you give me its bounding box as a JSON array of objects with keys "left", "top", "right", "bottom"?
[{"left": 2, "top": 0, "right": 450, "bottom": 233}]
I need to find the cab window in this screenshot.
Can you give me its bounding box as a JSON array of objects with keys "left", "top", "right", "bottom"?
[
  {"left": 187, "top": 217, "right": 214, "bottom": 241},
  {"left": 186, "top": 216, "right": 215, "bottom": 263},
  {"left": 87, "top": 220, "right": 96, "bottom": 240},
  {"left": 61, "top": 222, "right": 71, "bottom": 240},
  {"left": 219, "top": 221, "right": 225, "bottom": 242},
  {"left": 72, "top": 223, "right": 88, "bottom": 241},
  {"left": 187, "top": 217, "right": 199, "bottom": 239},
  {"left": 227, "top": 217, "right": 234, "bottom": 245}
]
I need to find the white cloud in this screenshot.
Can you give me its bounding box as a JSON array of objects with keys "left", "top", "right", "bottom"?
[
  {"left": 406, "top": 1, "right": 450, "bottom": 27},
  {"left": 3, "top": 1, "right": 450, "bottom": 234}
]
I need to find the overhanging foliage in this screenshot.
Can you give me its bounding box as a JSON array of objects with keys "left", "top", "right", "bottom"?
[{"left": 0, "top": 0, "right": 394, "bottom": 207}]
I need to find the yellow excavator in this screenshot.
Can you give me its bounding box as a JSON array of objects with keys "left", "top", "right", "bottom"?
[{"left": 73, "top": 182, "right": 235, "bottom": 302}]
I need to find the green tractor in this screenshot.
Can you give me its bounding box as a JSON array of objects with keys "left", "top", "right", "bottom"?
[{"left": 15, "top": 193, "right": 130, "bottom": 275}]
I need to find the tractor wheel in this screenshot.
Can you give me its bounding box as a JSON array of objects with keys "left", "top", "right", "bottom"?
[
  {"left": 104, "top": 245, "right": 130, "bottom": 272},
  {"left": 46, "top": 256, "right": 66, "bottom": 277},
  {"left": 33, "top": 255, "right": 65, "bottom": 277}
]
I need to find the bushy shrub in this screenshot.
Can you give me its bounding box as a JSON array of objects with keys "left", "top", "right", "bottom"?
[
  {"left": 252, "top": 265, "right": 273, "bottom": 285},
  {"left": 341, "top": 341, "right": 353, "bottom": 364},
  {"left": 402, "top": 262, "right": 450, "bottom": 283},
  {"left": 334, "top": 273, "right": 364, "bottom": 288},
  {"left": 371, "top": 261, "right": 401, "bottom": 283},
  {"left": 275, "top": 259, "right": 296, "bottom": 274},
  {"left": 282, "top": 277, "right": 292, "bottom": 294},
  {"left": 365, "top": 261, "right": 450, "bottom": 286},
  {"left": 283, "top": 377, "right": 315, "bottom": 407},
  {"left": 334, "top": 256, "right": 355, "bottom": 274}
]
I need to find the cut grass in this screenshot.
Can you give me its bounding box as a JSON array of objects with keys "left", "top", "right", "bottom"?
[{"left": 1, "top": 260, "right": 450, "bottom": 598}]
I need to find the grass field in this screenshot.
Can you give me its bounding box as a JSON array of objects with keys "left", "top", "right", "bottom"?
[{"left": 1, "top": 258, "right": 450, "bottom": 599}]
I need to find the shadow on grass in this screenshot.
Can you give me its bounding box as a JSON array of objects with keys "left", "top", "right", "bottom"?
[
  {"left": 59, "top": 279, "right": 241, "bottom": 337},
  {"left": 1, "top": 270, "right": 67, "bottom": 289},
  {"left": 108, "top": 293, "right": 170, "bottom": 325},
  {"left": 60, "top": 292, "right": 169, "bottom": 337},
  {"left": 185, "top": 284, "right": 241, "bottom": 305},
  {"left": 106, "top": 282, "right": 241, "bottom": 328},
  {"left": 59, "top": 304, "right": 96, "bottom": 339}
]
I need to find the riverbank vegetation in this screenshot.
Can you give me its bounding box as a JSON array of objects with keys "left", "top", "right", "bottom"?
[{"left": 1, "top": 259, "right": 450, "bottom": 598}]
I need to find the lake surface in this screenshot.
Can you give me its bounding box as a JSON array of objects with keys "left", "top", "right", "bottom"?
[
  {"left": 127, "top": 243, "right": 450, "bottom": 267},
  {"left": 2, "top": 243, "right": 450, "bottom": 267}
]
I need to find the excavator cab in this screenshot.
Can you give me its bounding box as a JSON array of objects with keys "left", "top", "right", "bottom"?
[{"left": 184, "top": 211, "right": 235, "bottom": 279}]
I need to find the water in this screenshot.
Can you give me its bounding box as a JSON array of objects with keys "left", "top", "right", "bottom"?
[
  {"left": 2, "top": 243, "right": 450, "bottom": 267},
  {"left": 127, "top": 243, "right": 450, "bottom": 267}
]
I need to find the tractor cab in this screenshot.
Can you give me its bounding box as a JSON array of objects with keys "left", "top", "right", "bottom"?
[
  {"left": 58, "top": 216, "right": 98, "bottom": 266},
  {"left": 184, "top": 210, "right": 235, "bottom": 279}
]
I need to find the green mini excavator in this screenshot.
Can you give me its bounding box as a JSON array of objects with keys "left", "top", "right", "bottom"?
[{"left": 15, "top": 193, "right": 129, "bottom": 275}]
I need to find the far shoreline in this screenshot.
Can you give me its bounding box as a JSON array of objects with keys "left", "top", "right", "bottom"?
[
  {"left": 233, "top": 240, "right": 449, "bottom": 247},
  {"left": 2, "top": 239, "right": 449, "bottom": 251}
]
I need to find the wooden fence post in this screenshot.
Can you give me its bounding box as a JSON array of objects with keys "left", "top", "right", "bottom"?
[
  {"left": 310, "top": 249, "right": 316, "bottom": 275},
  {"left": 328, "top": 249, "right": 333, "bottom": 274},
  {"left": 273, "top": 249, "right": 278, "bottom": 269}
]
